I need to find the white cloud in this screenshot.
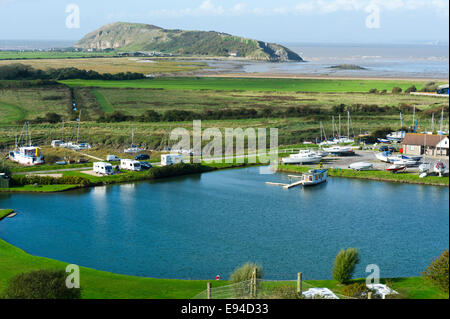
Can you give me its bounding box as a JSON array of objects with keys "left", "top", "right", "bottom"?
[{"left": 141, "top": 0, "right": 449, "bottom": 18}]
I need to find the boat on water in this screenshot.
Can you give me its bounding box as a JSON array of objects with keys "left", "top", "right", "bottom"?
[
  {"left": 349, "top": 162, "right": 374, "bottom": 171},
  {"left": 9, "top": 146, "right": 44, "bottom": 166},
  {"left": 385, "top": 164, "right": 407, "bottom": 173},
  {"left": 301, "top": 169, "right": 328, "bottom": 186},
  {"left": 323, "top": 146, "right": 354, "bottom": 156},
  {"left": 281, "top": 151, "right": 322, "bottom": 164},
  {"left": 434, "top": 161, "right": 446, "bottom": 175}
]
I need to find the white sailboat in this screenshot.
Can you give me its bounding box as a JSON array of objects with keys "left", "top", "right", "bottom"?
[{"left": 124, "top": 125, "right": 145, "bottom": 153}]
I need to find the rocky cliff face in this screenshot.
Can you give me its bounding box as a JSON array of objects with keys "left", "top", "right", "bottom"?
[{"left": 75, "top": 22, "right": 303, "bottom": 62}]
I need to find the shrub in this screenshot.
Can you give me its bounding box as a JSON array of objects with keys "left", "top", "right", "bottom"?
[
  {"left": 369, "top": 88, "right": 378, "bottom": 94},
  {"left": 392, "top": 87, "right": 403, "bottom": 94},
  {"left": 332, "top": 248, "right": 360, "bottom": 284},
  {"left": 421, "top": 250, "right": 449, "bottom": 293},
  {"left": 229, "top": 262, "right": 263, "bottom": 298},
  {"left": 230, "top": 262, "right": 263, "bottom": 284},
  {"left": 2, "top": 269, "right": 81, "bottom": 299},
  {"left": 404, "top": 85, "right": 417, "bottom": 93},
  {"left": 0, "top": 160, "right": 11, "bottom": 175},
  {"left": 341, "top": 282, "right": 373, "bottom": 299}
]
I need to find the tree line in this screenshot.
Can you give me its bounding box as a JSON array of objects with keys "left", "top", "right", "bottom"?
[{"left": 0, "top": 63, "right": 145, "bottom": 81}]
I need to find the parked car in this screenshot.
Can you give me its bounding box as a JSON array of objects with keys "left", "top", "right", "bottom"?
[
  {"left": 135, "top": 154, "right": 150, "bottom": 161},
  {"left": 388, "top": 146, "right": 397, "bottom": 153},
  {"left": 378, "top": 145, "right": 389, "bottom": 152},
  {"left": 140, "top": 161, "right": 153, "bottom": 170},
  {"left": 77, "top": 157, "right": 88, "bottom": 164},
  {"left": 107, "top": 155, "right": 121, "bottom": 162}
]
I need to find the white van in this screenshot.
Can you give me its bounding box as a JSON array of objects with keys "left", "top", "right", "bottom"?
[
  {"left": 93, "top": 162, "right": 113, "bottom": 175},
  {"left": 161, "top": 154, "right": 184, "bottom": 166},
  {"left": 120, "top": 159, "right": 142, "bottom": 171},
  {"left": 107, "top": 155, "right": 121, "bottom": 162},
  {"left": 51, "top": 140, "right": 64, "bottom": 148}
]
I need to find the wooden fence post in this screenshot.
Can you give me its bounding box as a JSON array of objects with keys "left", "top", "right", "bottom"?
[
  {"left": 297, "top": 272, "right": 303, "bottom": 296},
  {"left": 207, "top": 282, "right": 211, "bottom": 299},
  {"left": 252, "top": 268, "right": 257, "bottom": 298}
]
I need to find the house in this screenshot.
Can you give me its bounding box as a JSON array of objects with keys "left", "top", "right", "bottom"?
[
  {"left": 401, "top": 133, "right": 449, "bottom": 157},
  {"left": 437, "top": 84, "right": 449, "bottom": 95}
]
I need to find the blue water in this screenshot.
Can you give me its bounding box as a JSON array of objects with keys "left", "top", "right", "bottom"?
[{"left": 0, "top": 167, "right": 448, "bottom": 280}]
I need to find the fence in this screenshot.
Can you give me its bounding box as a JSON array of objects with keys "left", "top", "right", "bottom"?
[{"left": 192, "top": 271, "right": 357, "bottom": 300}]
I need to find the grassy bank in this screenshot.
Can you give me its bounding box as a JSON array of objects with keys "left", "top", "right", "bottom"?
[
  {"left": 278, "top": 165, "right": 449, "bottom": 186},
  {"left": 0, "top": 209, "right": 14, "bottom": 220},
  {"left": 61, "top": 77, "right": 427, "bottom": 92},
  {"left": 0, "top": 185, "right": 80, "bottom": 193},
  {"left": 0, "top": 236, "right": 446, "bottom": 299}
]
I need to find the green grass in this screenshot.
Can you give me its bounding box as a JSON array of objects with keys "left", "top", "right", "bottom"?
[
  {"left": 0, "top": 209, "right": 14, "bottom": 220},
  {"left": 278, "top": 165, "right": 449, "bottom": 186},
  {"left": 61, "top": 77, "right": 428, "bottom": 93},
  {"left": 92, "top": 89, "right": 114, "bottom": 113},
  {"left": 10, "top": 163, "right": 93, "bottom": 173},
  {"left": 0, "top": 101, "right": 26, "bottom": 124},
  {"left": 0, "top": 185, "right": 79, "bottom": 193},
  {"left": 0, "top": 236, "right": 446, "bottom": 299}
]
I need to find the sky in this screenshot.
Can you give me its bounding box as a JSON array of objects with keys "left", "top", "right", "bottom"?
[{"left": 0, "top": 0, "right": 448, "bottom": 44}]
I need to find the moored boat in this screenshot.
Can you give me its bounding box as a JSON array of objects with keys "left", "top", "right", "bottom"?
[
  {"left": 301, "top": 169, "right": 328, "bottom": 186},
  {"left": 434, "top": 161, "right": 446, "bottom": 176},
  {"left": 349, "top": 162, "right": 374, "bottom": 171}
]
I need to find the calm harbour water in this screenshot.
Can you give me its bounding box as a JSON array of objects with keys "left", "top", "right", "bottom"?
[{"left": 0, "top": 167, "right": 448, "bottom": 280}]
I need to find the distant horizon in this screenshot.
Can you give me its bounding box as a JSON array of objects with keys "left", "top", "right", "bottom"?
[{"left": 0, "top": 0, "right": 448, "bottom": 44}]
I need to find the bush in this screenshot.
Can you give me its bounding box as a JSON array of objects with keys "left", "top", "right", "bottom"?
[
  {"left": 421, "top": 250, "right": 449, "bottom": 293},
  {"left": 0, "top": 160, "right": 11, "bottom": 175},
  {"left": 392, "top": 87, "right": 403, "bottom": 94},
  {"left": 341, "top": 282, "right": 373, "bottom": 299},
  {"left": 404, "top": 85, "right": 417, "bottom": 93},
  {"left": 332, "top": 248, "right": 360, "bottom": 284},
  {"left": 2, "top": 269, "right": 81, "bottom": 299},
  {"left": 230, "top": 262, "right": 263, "bottom": 284},
  {"left": 369, "top": 88, "right": 378, "bottom": 94}
]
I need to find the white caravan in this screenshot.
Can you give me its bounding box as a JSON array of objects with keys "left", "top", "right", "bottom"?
[
  {"left": 120, "top": 159, "right": 142, "bottom": 171},
  {"left": 161, "top": 154, "right": 184, "bottom": 166},
  {"left": 94, "top": 162, "right": 113, "bottom": 175}
]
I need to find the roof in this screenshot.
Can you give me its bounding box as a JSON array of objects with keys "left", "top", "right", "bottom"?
[
  {"left": 402, "top": 133, "right": 448, "bottom": 147},
  {"left": 438, "top": 84, "right": 449, "bottom": 89}
]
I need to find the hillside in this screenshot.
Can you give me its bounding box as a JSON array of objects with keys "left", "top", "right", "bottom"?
[{"left": 75, "top": 22, "right": 303, "bottom": 62}]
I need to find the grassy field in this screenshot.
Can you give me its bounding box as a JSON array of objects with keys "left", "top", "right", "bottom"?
[
  {"left": 0, "top": 236, "right": 446, "bottom": 299},
  {"left": 0, "top": 184, "right": 80, "bottom": 193},
  {"left": 0, "top": 57, "right": 207, "bottom": 75},
  {"left": 278, "top": 165, "right": 449, "bottom": 186},
  {"left": 61, "top": 77, "right": 432, "bottom": 92},
  {"left": 0, "top": 209, "right": 14, "bottom": 220}
]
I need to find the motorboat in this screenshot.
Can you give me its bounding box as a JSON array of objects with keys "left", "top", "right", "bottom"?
[
  {"left": 281, "top": 152, "right": 322, "bottom": 165},
  {"left": 434, "top": 161, "right": 446, "bottom": 176},
  {"left": 386, "top": 131, "right": 406, "bottom": 142},
  {"left": 389, "top": 155, "right": 420, "bottom": 167},
  {"left": 375, "top": 151, "right": 392, "bottom": 162},
  {"left": 385, "top": 164, "right": 406, "bottom": 173},
  {"left": 9, "top": 146, "right": 44, "bottom": 166},
  {"left": 418, "top": 163, "right": 431, "bottom": 173},
  {"left": 300, "top": 169, "right": 328, "bottom": 186},
  {"left": 349, "top": 162, "right": 374, "bottom": 171},
  {"left": 377, "top": 138, "right": 390, "bottom": 143},
  {"left": 124, "top": 146, "right": 145, "bottom": 154},
  {"left": 323, "top": 146, "right": 354, "bottom": 156}
]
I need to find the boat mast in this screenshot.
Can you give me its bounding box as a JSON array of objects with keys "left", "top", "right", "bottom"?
[
  {"left": 27, "top": 121, "right": 31, "bottom": 147},
  {"left": 412, "top": 105, "right": 416, "bottom": 132},
  {"left": 347, "top": 111, "right": 350, "bottom": 139},
  {"left": 131, "top": 124, "right": 135, "bottom": 147},
  {"left": 338, "top": 114, "right": 341, "bottom": 140},
  {"left": 400, "top": 112, "right": 403, "bottom": 129},
  {"left": 62, "top": 120, "right": 65, "bottom": 141},
  {"left": 431, "top": 113, "right": 435, "bottom": 133},
  {"left": 332, "top": 116, "right": 335, "bottom": 138},
  {"left": 76, "top": 109, "right": 82, "bottom": 144},
  {"left": 440, "top": 107, "right": 444, "bottom": 133}
]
